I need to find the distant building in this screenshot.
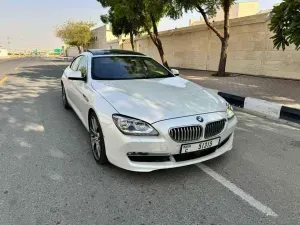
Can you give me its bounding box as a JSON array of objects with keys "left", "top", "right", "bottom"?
[
  {"left": 89, "top": 24, "right": 119, "bottom": 49},
  {"left": 256, "top": 9, "right": 272, "bottom": 15},
  {"left": 189, "top": 1, "right": 259, "bottom": 26},
  {"left": 0, "top": 48, "right": 8, "bottom": 57},
  {"left": 88, "top": 25, "right": 120, "bottom": 50},
  {"left": 66, "top": 47, "right": 80, "bottom": 57}
]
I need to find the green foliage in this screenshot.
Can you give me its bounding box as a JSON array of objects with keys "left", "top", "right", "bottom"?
[
  {"left": 100, "top": 7, "right": 141, "bottom": 37},
  {"left": 169, "top": 0, "right": 236, "bottom": 76},
  {"left": 269, "top": 0, "right": 300, "bottom": 51},
  {"left": 98, "top": 0, "right": 171, "bottom": 38},
  {"left": 168, "top": 0, "right": 236, "bottom": 42},
  {"left": 168, "top": 0, "right": 218, "bottom": 19},
  {"left": 98, "top": 0, "right": 172, "bottom": 67},
  {"left": 168, "top": 0, "right": 235, "bottom": 19},
  {"left": 56, "top": 21, "right": 95, "bottom": 49}
]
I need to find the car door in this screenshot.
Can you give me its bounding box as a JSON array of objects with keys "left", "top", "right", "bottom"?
[
  {"left": 64, "top": 56, "right": 82, "bottom": 106},
  {"left": 71, "top": 55, "right": 91, "bottom": 124}
]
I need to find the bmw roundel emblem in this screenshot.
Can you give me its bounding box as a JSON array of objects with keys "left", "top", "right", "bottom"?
[{"left": 196, "top": 116, "right": 204, "bottom": 122}]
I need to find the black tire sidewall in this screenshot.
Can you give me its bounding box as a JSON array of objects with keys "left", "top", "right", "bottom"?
[{"left": 62, "top": 84, "right": 70, "bottom": 109}]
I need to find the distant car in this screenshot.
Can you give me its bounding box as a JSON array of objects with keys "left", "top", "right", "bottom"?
[{"left": 61, "top": 49, "right": 237, "bottom": 172}]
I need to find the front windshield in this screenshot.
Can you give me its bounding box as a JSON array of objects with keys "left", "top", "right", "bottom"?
[{"left": 91, "top": 56, "right": 174, "bottom": 80}]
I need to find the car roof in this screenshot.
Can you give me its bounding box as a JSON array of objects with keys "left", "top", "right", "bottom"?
[{"left": 86, "top": 49, "right": 145, "bottom": 56}]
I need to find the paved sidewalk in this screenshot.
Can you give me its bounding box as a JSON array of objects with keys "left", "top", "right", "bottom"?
[{"left": 180, "top": 69, "right": 300, "bottom": 109}]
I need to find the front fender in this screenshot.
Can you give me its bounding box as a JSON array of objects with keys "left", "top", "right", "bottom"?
[{"left": 90, "top": 92, "right": 118, "bottom": 135}]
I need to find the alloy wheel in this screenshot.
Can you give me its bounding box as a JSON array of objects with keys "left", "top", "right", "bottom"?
[{"left": 90, "top": 116, "right": 102, "bottom": 160}]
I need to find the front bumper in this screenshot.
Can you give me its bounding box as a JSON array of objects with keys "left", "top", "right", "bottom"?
[{"left": 102, "top": 112, "right": 237, "bottom": 172}]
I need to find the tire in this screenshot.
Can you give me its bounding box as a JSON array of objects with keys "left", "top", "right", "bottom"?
[
  {"left": 89, "top": 111, "right": 108, "bottom": 165},
  {"left": 62, "top": 84, "right": 71, "bottom": 109}
]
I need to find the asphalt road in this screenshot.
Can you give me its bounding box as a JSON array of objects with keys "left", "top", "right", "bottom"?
[{"left": 0, "top": 57, "right": 299, "bottom": 225}]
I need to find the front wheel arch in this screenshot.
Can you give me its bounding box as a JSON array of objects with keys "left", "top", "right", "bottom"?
[{"left": 88, "top": 108, "right": 95, "bottom": 121}]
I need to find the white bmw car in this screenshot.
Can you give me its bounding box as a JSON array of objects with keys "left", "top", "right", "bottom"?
[{"left": 61, "top": 49, "right": 237, "bottom": 172}]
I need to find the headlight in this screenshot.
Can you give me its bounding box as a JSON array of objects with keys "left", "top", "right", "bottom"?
[
  {"left": 226, "top": 103, "right": 235, "bottom": 119},
  {"left": 112, "top": 114, "right": 159, "bottom": 136}
]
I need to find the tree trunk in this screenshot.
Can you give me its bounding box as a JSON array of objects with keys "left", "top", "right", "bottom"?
[
  {"left": 129, "top": 30, "right": 135, "bottom": 51},
  {"left": 216, "top": 0, "right": 230, "bottom": 76},
  {"left": 77, "top": 46, "right": 82, "bottom": 54},
  {"left": 149, "top": 13, "right": 170, "bottom": 69},
  {"left": 217, "top": 40, "right": 228, "bottom": 76},
  {"left": 156, "top": 38, "right": 169, "bottom": 69}
]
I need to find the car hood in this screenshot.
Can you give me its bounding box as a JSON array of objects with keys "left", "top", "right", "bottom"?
[{"left": 92, "top": 77, "right": 226, "bottom": 123}]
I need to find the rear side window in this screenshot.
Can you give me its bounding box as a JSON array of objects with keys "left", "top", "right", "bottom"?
[{"left": 70, "top": 56, "right": 82, "bottom": 70}]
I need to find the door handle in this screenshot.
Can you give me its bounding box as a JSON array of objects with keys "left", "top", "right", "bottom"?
[{"left": 82, "top": 94, "right": 89, "bottom": 102}]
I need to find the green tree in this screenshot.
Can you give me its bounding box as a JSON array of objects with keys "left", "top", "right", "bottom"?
[
  {"left": 56, "top": 21, "right": 95, "bottom": 53},
  {"left": 140, "top": 0, "right": 171, "bottom": 69},
  {"left": 100, "top": 7, "right": 141, "bottom": 51},
  {"left": 98, "top": 0, "right": 171, "bottom": 69},
  {"left": 269, "top": 0, "right": 300, "bottom": 51},
  {"left": 169, "top": 0, "right": 235, "bottom": 76}
]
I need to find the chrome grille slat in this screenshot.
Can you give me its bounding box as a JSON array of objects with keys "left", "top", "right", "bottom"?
[
  {"left": 204, "top": 119, "right": 226, "bottom": 139},
  {"left": 169, "top": 125, "right": 203, "bottom": 142},
  {"left": 179, "top": 128, "right": 183, "bottom": 142},
  {"left": 197, "top": 126, "right": 201, "bottom": 138},
  {"left": 174, "top": 129, "right": 176, "bottom": 140}
]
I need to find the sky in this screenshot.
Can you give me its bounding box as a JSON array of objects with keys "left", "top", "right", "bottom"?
[{"left": 0, "top": 0, "right": 282, "bottom": 51}]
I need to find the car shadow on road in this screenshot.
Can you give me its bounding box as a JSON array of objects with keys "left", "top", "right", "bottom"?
[
  {"left": 10, "top": 64, "right": 65, "bottom": 81},
  {"left": 1, "top": 62, "right": 207, "bottom": 179},
  {"left": 1, "top": 61, "right": 283, "bottom": 225},
  {"left": 0, "top": 60, "right": 236, "bottom": 184}
]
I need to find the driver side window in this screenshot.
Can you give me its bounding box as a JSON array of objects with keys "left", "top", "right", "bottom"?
[{"left": 77, "top": 56, "right": 88, "bottom": 78}]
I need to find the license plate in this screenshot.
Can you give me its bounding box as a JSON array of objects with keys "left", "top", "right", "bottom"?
[{"left": 181, "top": 138, "right": 220, "bottom": 154}]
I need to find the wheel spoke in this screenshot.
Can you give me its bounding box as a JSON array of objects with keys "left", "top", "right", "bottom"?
[
  {"left": 91, "top": 136, "right": 100, "bottom": 141},
  {"left": 89, "top": 116, "right": 102, "bottom": 160},
  {"left": 90, "top": 128, "right": 97, "bottom": 136},
  {"left": 95, "top": 143, "right": 101, "bottom": 157},
  {"left": 91, "top": 117, "right": 98, "bottom": 132}
]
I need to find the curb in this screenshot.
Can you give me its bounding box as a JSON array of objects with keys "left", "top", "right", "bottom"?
[{"left": 217, "top": 92, "right": 300, "bottom": 124}]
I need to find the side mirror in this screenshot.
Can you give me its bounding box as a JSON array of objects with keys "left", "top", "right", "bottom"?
[
  {"left": 171, "top": 69, "right": 180, "bottom": 76},
  {"left": 67, "top": 71, "right": 85, "bottom": 81}
]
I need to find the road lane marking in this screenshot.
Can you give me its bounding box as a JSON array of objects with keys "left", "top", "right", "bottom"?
[
  {"left": 197, "top": 163, "right": 278, "bottom": 217},
  {"left": 14, "top": 60, "right": 28, "bottom": 72},
  {"left": 0, "top": 77, "right": 8, "bottom": 85},
  {"left": 49, "top": 61, "right": 59, "bottom": 67}
]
